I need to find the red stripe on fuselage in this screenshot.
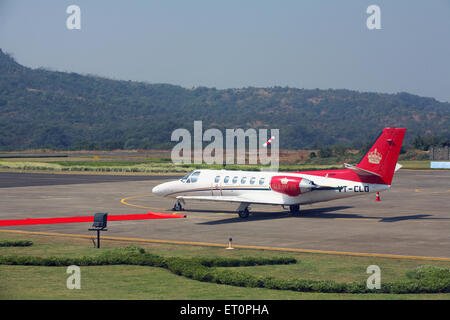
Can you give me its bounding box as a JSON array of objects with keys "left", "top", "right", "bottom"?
[{"left": 288, "top": 169, "right": 386, "bottom": 184}]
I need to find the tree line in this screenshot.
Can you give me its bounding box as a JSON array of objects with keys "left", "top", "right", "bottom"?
[{"left": 1, "top": 49, "right": 449, "bottom": 151}]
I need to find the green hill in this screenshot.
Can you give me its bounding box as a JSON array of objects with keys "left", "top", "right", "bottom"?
[{"left": 0, "top": 48, "right": 449, "bottom": 151}]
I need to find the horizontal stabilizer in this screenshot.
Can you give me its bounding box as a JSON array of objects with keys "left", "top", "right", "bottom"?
[{"left": 344, "top": 163, "right": 382, "bottom": 177}]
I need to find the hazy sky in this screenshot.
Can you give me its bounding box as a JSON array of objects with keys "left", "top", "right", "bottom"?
[{"left": 1, "top": 0, "right": 449, "bottom": 102}]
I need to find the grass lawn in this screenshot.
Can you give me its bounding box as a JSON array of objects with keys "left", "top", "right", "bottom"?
[
  {"left": 400, "top": 161, "right": 431, "bottom": 170},
  {"left": 0, "top": 231, "right": 449, "bottom": 300}
]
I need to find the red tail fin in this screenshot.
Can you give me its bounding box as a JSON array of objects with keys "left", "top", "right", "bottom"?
[{"left": 356, "top": 128, "right": 406, "bottom": 185}]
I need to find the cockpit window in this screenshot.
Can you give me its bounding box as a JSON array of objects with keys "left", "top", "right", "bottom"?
[
  {"left": 180, "top": 172, "right": 192, "bottom": 183},
  {"left": 190, "top": 171, "right": 201, "bottom": 183},
  {"left": 181, "top": 171, "right": 200, "bottom": 183}
]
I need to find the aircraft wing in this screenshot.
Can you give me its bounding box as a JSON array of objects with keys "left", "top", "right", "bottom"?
[{"left": 176, "top": 195, "right": 286, "bottom": 205}]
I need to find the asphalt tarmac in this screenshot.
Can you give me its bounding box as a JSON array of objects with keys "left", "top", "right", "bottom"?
[
  {"left": 0, "top": 170, "right": 449, "bottom": 259},
  {"left": 0, "top": 172, "right": 178, "bottom": 188}
]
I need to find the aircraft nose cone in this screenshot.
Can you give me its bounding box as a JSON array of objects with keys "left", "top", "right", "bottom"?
[
  {"left": 152, "top": 185, "right": 163, "bottom": 196},
  {"left": 152, "top": 181, "right": 178, "bottom": 197}
]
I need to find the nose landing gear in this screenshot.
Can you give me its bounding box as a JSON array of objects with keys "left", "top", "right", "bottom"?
[{"left": 173, "top": 199, "right": 185, "bottom": 211}]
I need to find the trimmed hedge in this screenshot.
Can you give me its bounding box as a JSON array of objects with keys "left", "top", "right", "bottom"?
[
  {"left": 0, "top": 240, "right": 33, "bottom": 247},
  {"left": 194, "top": 256, "right": 296, "bottom": 267},
  {"left": 1, "top": 245, "right": 449, "bottom": 294}
]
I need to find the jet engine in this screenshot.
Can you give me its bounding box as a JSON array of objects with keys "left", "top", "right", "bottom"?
[{"left": 270, "top": 176, "right": 315, "bottom": 196}]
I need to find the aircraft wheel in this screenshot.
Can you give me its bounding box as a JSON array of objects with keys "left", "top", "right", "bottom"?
[
  {"left": 173, "top": 201, "right": 184, "bottom": 211},
  {"left": 238, "top": 208, "right": 250, "bottom": 218},
  {"left": 289, "top": 205, "right": 300, "bottom": 215}
]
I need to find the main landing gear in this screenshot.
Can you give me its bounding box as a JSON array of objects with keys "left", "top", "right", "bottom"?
[
  {"left": 172, "top": 199, "right": 185, "bottom": 211},
  {"left": 238, "top": 208, "right": 250, "bottom": 219},
  {"left": 289, "top": 204, "right": 300, "bottom": 215},
  {"left": 237, "top": 203, "right": 250, "bottom": 219}
]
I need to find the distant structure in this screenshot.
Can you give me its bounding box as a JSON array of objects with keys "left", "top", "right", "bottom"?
[
  {"left": 430, "top": 146, "right": 450, "bottom": 161},
  {"left": 430, "top": 146, "right": 450, "bottom": 169}
]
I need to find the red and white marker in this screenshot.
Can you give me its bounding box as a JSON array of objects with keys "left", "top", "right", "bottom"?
[
  {"left": 263, "top": 136, "right": 275, "bottom": 148},
  {"left": 376, "top": 192, "right": 381, "bottom": 202}
]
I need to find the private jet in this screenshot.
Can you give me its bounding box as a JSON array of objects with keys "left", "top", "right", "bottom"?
[{"left": 152, "top": 127, "right": 406, "bottom": 218}]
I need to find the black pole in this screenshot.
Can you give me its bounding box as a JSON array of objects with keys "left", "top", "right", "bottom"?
[{"left": 97, "top": 230, "right": 100, "bottom": 248}]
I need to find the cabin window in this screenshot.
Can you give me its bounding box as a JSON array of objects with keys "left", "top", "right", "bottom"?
[
  {"left": 250, "top": 177, "right": 256, "bottom": 185},
  {"left": 259, "top": 177, "right": 265, "bottom": 185},
  {"left": 190, "top": 171, "right": 201, "bottom": 183},
  {"left": 224, "top": 176, "right": 230, "bottom": 183},
  {"left": 241, "top": 177, "right": 247, "bottom": 184},
  {"left": 214, "top": 176, "right": 220, "bottom": 183},
  {"left": 232, "top": 176, "right": 238, "bottom": 184}
]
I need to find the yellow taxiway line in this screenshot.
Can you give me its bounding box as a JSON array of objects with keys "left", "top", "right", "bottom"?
[
  {"left": 414, "top": 189, "right": 450, "bottom": 194},
  {"left": 120, "top": 194, "right": 165, "bottom": 210},
  {"left": 1, "top": 229, "right": 449, "bottom": 262},
  {"left": 120, "top": 194, "right": 184, "bottom": 215}
]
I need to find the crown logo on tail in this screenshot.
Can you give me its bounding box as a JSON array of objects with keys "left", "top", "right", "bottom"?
[{"left": 368, "top": 148, "right": 382, "bottom": 164}]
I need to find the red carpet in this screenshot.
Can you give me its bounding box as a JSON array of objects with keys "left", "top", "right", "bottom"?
[{"left": 0, "top": 212, "right": 186, "bottom": 227}]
